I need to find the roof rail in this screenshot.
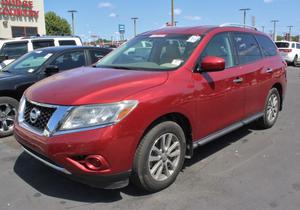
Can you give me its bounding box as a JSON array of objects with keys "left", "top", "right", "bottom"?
[{"left": 219, "top": 23, "right": 258, "bottom": 31}]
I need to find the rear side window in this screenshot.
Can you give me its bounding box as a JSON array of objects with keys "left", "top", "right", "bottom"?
[
  {"left": 89, "top": 49, "right": 110, "bottom": 64},
  {"left": 59, "top": 40, "right": 77, "bottom": 46},
  {"left": 297, "top": 44, "right": 300, "bottom": 49},
  {"left": 275, "top": 42, "right": 290, "bottom": 48},
  {"left": 0, "top": 42, "right": 28, "bottom": 58},
  {"left": 32, "top": 40, "right": 55, "bottom": 50},
  {"left": 232, "top": 33, "right": 262, "bottom": 65},
  {"left": 291, "top": 43, "right": 295, "bottom": 48},
  {"left": 255, "top": 35, "right": 278, "bottom": 57}
]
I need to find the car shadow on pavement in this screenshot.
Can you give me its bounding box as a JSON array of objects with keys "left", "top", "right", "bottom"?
[{"left": 13, "top": 124, "right": 254, "bottom": 203}]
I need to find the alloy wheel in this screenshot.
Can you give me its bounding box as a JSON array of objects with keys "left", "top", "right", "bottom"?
[
  {"left": 0, "top": 103, "right": 17, "bottom": 134},
  {"left": 266, "top": 94, "right": 279, "bottom": 123},
  {"left": 148, "top": 133, "right": 181, "bottom": 182}
]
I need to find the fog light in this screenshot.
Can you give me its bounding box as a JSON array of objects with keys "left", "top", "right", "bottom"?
[{"left": 85, "top": 155, "right": 105, "bottom": 171}]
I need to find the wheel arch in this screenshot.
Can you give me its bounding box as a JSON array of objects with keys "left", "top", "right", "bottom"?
[
  {"left": 140, "top": 112, "right": 194, "bottom": 158},
  {"left": 272, "top": 83, "right": 283, "bottom": 111}
]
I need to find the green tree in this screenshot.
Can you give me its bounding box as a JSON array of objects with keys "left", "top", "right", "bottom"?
[{"left": 45, "top": 12, "right": 72, "bottom": 36}]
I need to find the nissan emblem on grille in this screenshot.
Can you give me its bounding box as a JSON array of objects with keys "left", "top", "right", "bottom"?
[{"left": 29, "top": 108, "right": 41, "bottom": 124}]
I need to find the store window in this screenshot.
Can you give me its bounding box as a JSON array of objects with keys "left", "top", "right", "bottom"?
[{"left": 11, "top": 27, "right": 38, "bottom": 38}]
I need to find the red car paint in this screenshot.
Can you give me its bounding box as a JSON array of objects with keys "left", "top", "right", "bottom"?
[{"left": 14, "top": 26, "right": 287, "bottom": 188}]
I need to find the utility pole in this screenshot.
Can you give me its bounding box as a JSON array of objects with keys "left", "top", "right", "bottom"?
[
  {"left": 131, "top": 17, "right": 138, "bottom": 37},
  {"left": 171, "top": 0, "right": 174, "bottom": 26},
  {"left": 287, "top": 25, "right": 294, "bottom": 41},
  {"left": 68, "top": 10, "right": 78, "bottom": 35},
  {"left": 271, "top": 20, "right": 279, "bottom": 41},
  {"left": 239, "top": 8, "right": 251, "bottom": 27}
]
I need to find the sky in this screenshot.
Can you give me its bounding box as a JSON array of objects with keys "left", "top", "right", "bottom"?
[{"left": 44, "top": 0, "right": 300, "bottom": 41}]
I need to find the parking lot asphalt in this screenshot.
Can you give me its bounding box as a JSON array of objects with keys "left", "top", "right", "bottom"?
[{"left": 1, "top": 67, "right": 300, "bottom": 210}]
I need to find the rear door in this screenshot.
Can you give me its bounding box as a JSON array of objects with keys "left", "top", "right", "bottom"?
[
  {"left": 193, "top": 32, "right": 247, "bottom": 138},
  {"left": 231, "top": 32, "right": 265, "bottom": 117}
]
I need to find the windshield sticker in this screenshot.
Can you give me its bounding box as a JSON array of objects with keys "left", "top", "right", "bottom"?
[
  {"left": 28, "top": 68, "right": 34, "bottom": 73},
  {"left": 44, "top": 53, "right": 53, "bottom": 59},
  {"left": 187, "top": 35, "right": 201, "bottom": 43},
  {"left": 172, "top": 59, "right": 184, "bottom": 66},
  {"left": 150, "top": 34, "right": 167, "bottom": 38}
]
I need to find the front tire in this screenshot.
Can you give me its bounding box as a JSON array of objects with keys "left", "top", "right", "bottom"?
[
  {"left": 256, "top": 88, "right": 280, "bottom": 129},
  {"left": 0, "top": 97, "right": 19, "bottom": 138},
  {"left": 131, "top": 121, "right": 186, "bottom": 192}
]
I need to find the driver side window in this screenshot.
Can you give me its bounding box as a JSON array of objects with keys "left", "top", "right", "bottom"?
[{"left": 200, "top": 33, "right": 234, "bottom": 69}]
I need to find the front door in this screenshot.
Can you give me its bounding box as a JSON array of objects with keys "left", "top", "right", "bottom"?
[{"left": 193, "top": 32, "right": 247, "bottom": 139}]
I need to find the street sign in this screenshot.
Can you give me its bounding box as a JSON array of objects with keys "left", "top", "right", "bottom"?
[{"left": 119, "top": 24, "right": 125, "bottom": 34}]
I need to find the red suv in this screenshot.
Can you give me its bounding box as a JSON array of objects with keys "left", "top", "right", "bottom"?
[{"left": 14, "top": 25, "right": 287, "bottom": 192}]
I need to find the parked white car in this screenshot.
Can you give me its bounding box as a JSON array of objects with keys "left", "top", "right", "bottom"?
[
  {"left": 275, "top": 41, "right": 300, "bottom": 66},
  {"left": 0, "top": 36, "right": 82, "bottom": 69}
]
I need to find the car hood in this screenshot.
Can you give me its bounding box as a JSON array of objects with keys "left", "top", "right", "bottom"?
[{"left": 26, "top": 67, "right": 169, "bottom": 105}]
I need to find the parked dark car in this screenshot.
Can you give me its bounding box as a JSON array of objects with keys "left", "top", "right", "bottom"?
[{"left": 0, "top": 46, "right": 111, "bottom": 137}]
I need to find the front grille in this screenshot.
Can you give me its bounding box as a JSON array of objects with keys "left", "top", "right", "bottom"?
[{"left": 24, "top": 101, "right": 56, "bottom": 131}]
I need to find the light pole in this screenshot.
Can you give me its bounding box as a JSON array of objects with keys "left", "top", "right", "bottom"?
[
  {"left": 68, "top": 10, "right": 78, "bottom": 35},
  {"left": 262, "top": 26, "right": 265, "bottom": 32},
  {"left": 271, "top": 20, "right": 279, "bottom": 41},
  {"left": 131, "top": 17, "right": 138, "bottom": 37},
  {"left": 287, "top": 25, "right": 293, "bottom": 41},
  {"left": 171, "top": 0, "right": 174, "bottom": 26},
  {"left": 239, "top": 8, "right": 251, "bottom": 27}
]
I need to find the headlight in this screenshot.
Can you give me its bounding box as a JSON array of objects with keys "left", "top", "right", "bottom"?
[{"left": 60, "top": 100, "right": 138, "bottom": 130}]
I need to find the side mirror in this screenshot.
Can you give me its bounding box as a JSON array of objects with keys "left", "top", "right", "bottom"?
[
  {"left": 45, "top": 65, "right": 59, "bottom": 75},
  {"left": 0, "top": 55, "right": 9, "bottom": 62},
  {"left": 200, "top": 56, "right": 225, "bottom": 72}
]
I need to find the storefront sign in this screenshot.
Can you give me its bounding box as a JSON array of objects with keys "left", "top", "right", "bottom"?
[{"left": 0, "top": 0, "right": 39, "bottom": 17}]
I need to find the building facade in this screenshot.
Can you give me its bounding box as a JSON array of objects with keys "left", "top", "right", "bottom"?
[{"left": 0, "top": 0, "right": 45, "bottom": 39}]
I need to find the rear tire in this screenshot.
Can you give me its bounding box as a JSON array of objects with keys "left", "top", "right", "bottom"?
[
  {"left": 0, "top": 97, "right": 19, "bottom": 138},
  {"left": 256, "top": 88, "right": 280, "bottom": 129},
  {"left": 293, "top": 55, "right": 298, "bottom": 66},
  {"left": 131, "top": 121, "right": 186, "bottom": 192}
]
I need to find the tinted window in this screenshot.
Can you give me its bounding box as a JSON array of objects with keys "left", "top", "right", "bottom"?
[
  {"left": 50, "top": 51, "right": 85, "bottom": 71},
  {"left": 32, "top": 40, "right": 55, "bottom": 50},
  {"left": 292, "top": 43, "right": 295, "bottom": 48},
  {"left": 255, "top": 35, "right": 278, "bottom": 57},
  {"left": 59, "top": 40, "right": 77, "bottom": 46},
  {"left": 0, "top": 42, "right": 28, "bottom": 58},
  {"left": 297, "top": 44, "right": 300, "bottom": 49},
  {"left": 233, "top": 33, "right": 262, "bottom": 64},
  {"left": 200, "top": 33, "right": 234, "bottom": 68},
  {"left": 89, "top": 49, "right": 110, "bottom": 64},
  {"left": 275, "top": 42, "right": 290, "bottom": 48}
]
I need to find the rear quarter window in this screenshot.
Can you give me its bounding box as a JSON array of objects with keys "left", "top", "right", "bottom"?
[
  {"left": 58, "top": 40, "right": 77, "bottom": 46},
  {"left": 255, "top": 35, "right": 278, "bottom": 57},
  {"left": 32, "top": 40, "right": 55, "bottom": 50}
]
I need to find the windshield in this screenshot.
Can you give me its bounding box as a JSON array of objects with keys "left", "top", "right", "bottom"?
[
  {"left": 275, "top": 42, "right": 290, "bottom": 48},
  {"left": 96, "top": 34, "right": 202, "bottom": 71},
  {"left": 2, "top": 50, "right": 53, "bottom": 74}
]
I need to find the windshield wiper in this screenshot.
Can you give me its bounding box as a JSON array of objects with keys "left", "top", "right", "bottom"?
[{"left": 97, "top": 65, "right": 132, "bottom": 70}]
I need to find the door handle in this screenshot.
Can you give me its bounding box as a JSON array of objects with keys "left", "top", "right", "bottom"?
[
  {"left": 233, "top": 77, "right": 244, "bottom": 84},
  {"left": 266, "top": 67, "right": 273, "bottom": 73}
]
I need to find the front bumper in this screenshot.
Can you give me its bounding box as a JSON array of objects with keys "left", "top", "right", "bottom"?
[{"left": 14, "top": 121, "right": 134, "bottom": 189}]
